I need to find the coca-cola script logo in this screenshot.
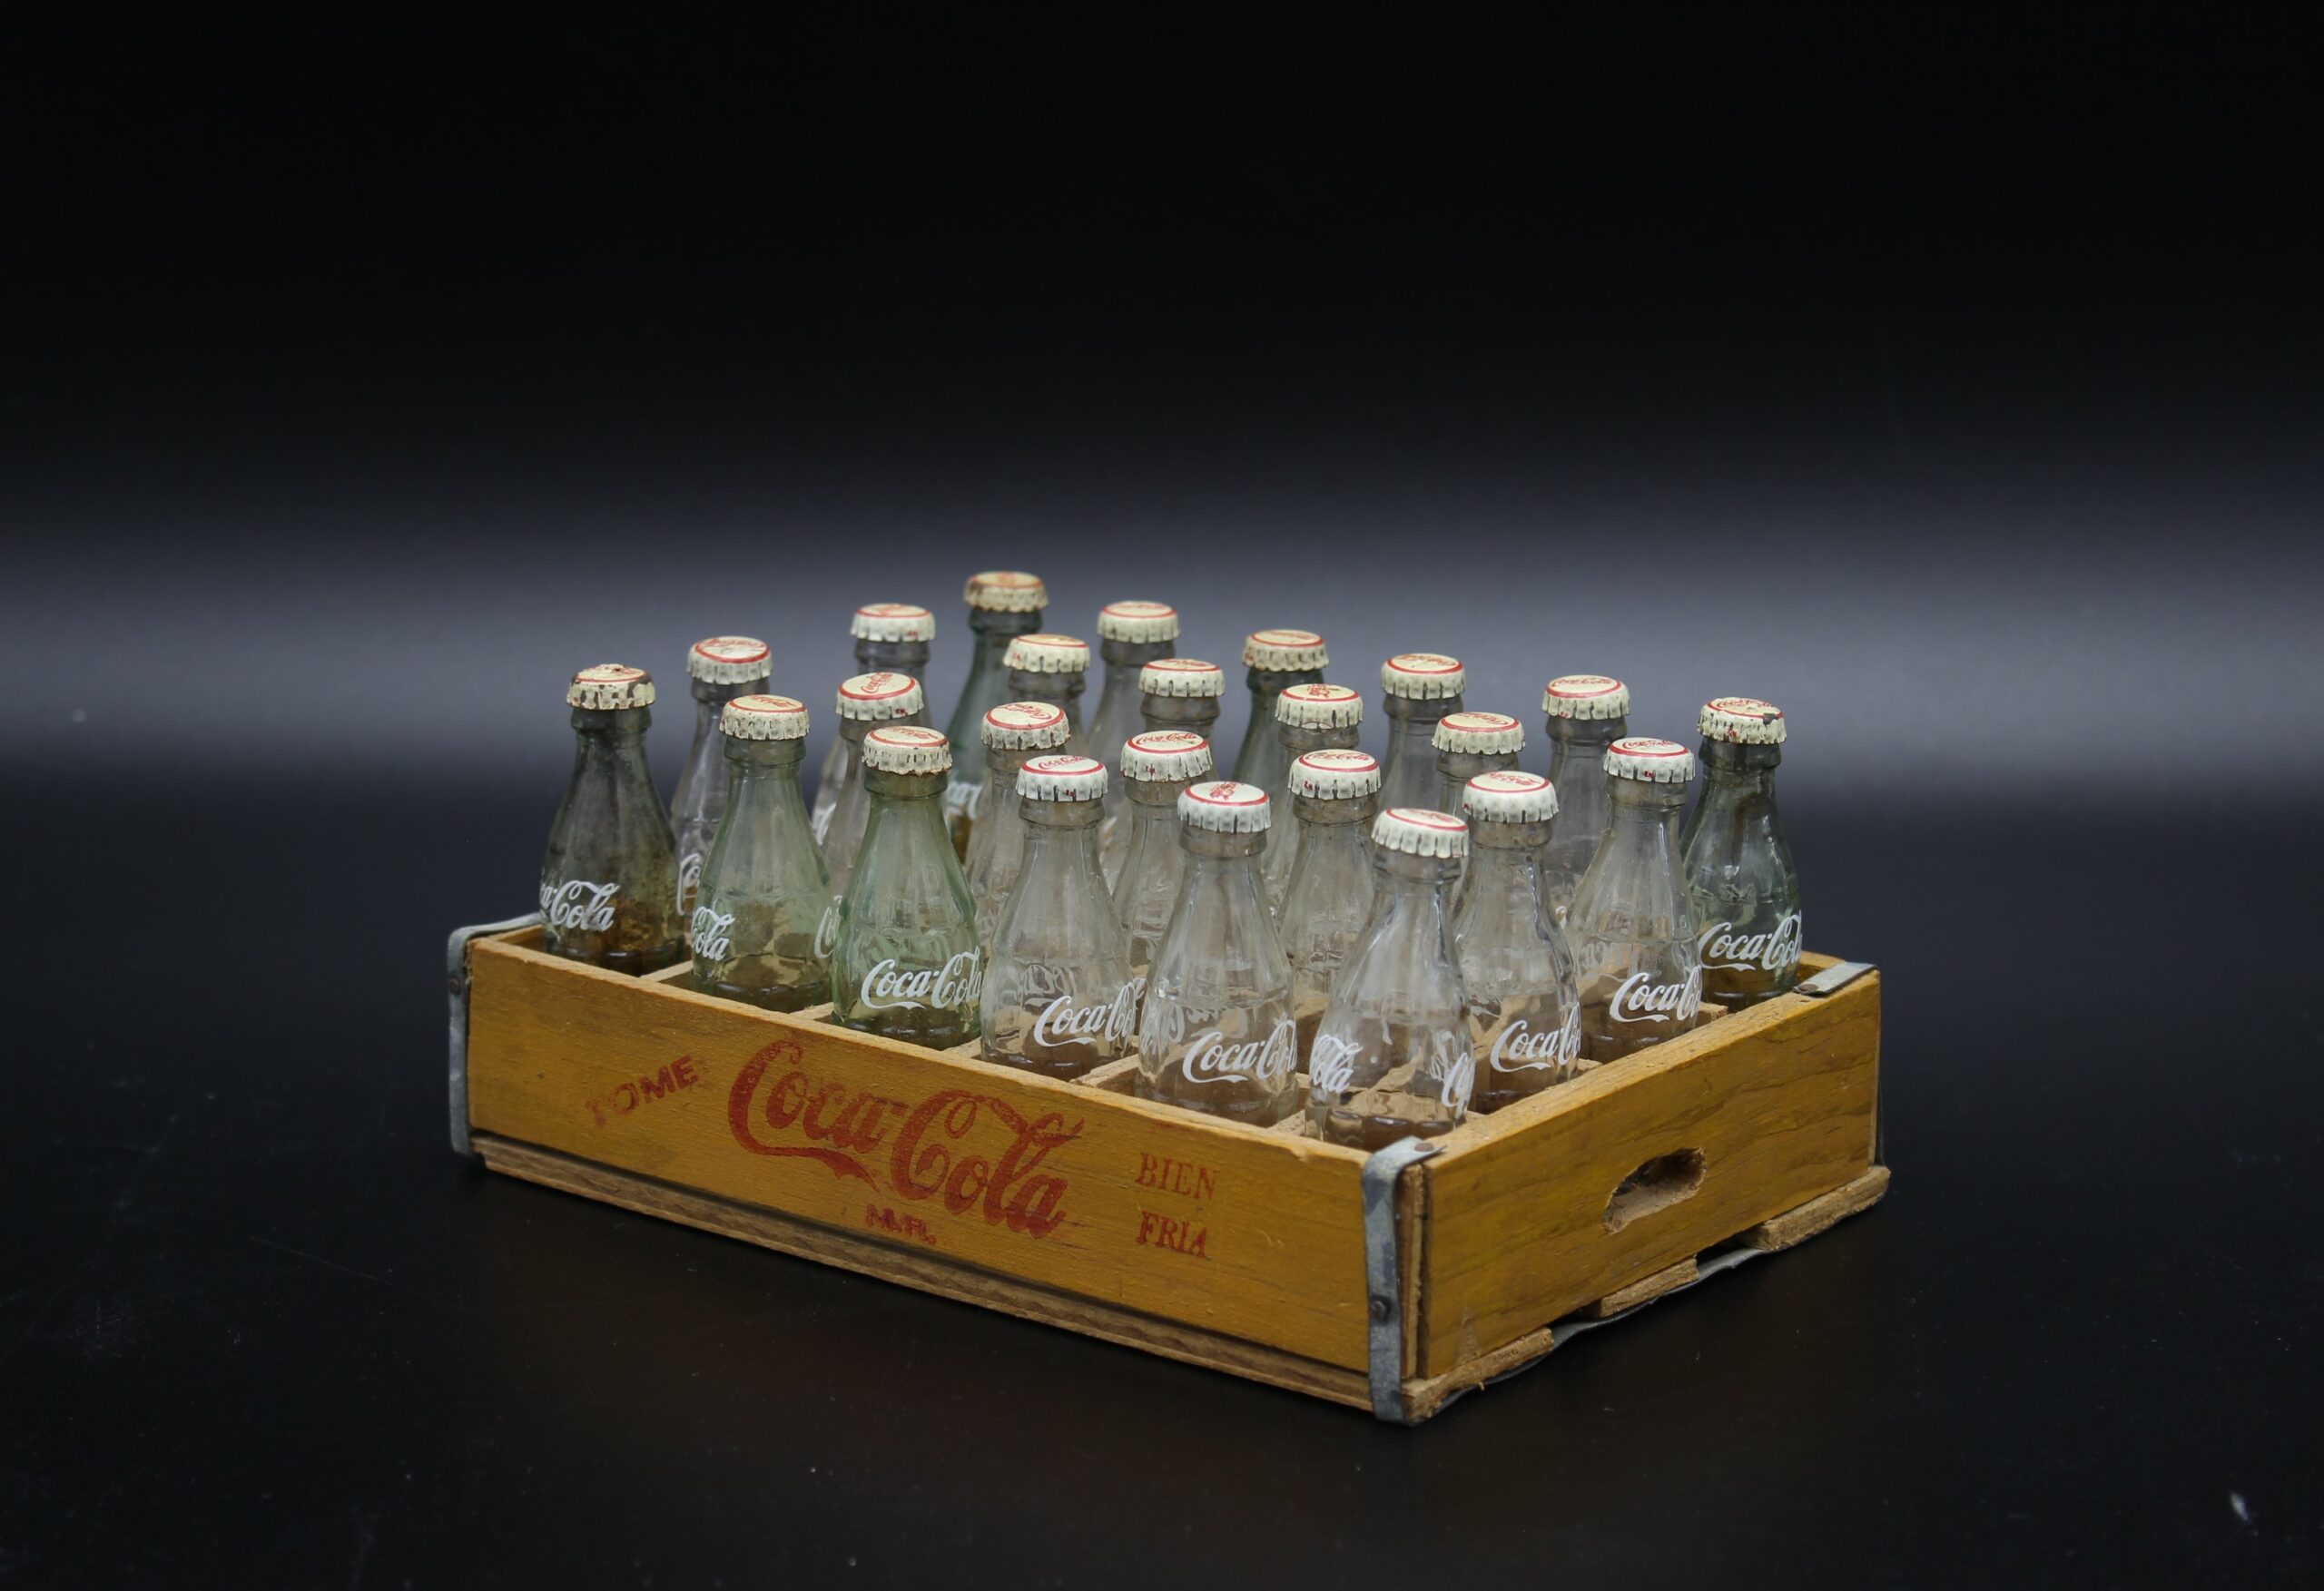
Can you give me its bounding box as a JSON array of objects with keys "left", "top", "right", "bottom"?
[
  {"left": 1308, "top": 1034, "right": 1361, "bottom": 1095},
  {"left": 1490, "top": 1005, "right": 1581, "bottom": 1073},
  {"left": 540, "top": 879, "right": 618, "bottom": 931},
  {"left": 1029, "top": 982, "right": 1142, "bottom": 1048},
  {"left": 858, "top": 951, "right": 981, "bottom": 1012},
  {"left": 1699, "top": 914, "right": 1803, "bottom": 974},
  {"left": 1609, "top": 966, "right": 1704, "bottom": 1026},
  {"left": 1179, "top": 1019, "right": 1297, "bottom": 1089},
  {"left": 690, "top": 905, "right": 734, "bottom": 962},
  {"left": 727, "top": 1040, "right": 1079, "bottom": 1237},
  {"left": 812, "top": 898, "right": 841, "bottom": 959}
]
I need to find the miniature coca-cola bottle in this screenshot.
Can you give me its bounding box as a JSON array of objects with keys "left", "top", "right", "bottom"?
[
  {"left": 1377, "top": 653, "right": 1466, "bottom": 811},
  {"left": 1262, "top": 683, "right": 1365, "bottom": 907},
  {"left": 1569, "top": 738, "right": 1703, "bottom": 1062},
  {"left": 820, "top": 672, "right": 928, "bottom": 905},
  {"left": 1307, "top": 808, "right": 1473, "bottom": 1149},
  {"left": 811, "top": 604, "right": 935, "bottom": 845},
  {"left": 540, "top": 665, "right": 685, "bottom": 973},
  {"left": 1107, "top": 657, "right": 1225, "bottom": 884},
  {"left": 1229, "top": 629, "right": 1328, "bottom": 786},
  {"left": 1541, "top": 674, "right": 1631, "bottom": 919},
  {"left": 670, "top": 636, "right": 773, "bottom": 917},
  {"left": 941, "top": 571, "right": 1047, "bottom": 853},
  {"left": 1433, "top": 711, "right": 1525, "bottom": 814},
  {"left": 1003, "top": 633, "right": 1092, "bottom": 749},
  {"left": 1453, "top": 771, "right": 1582, "bottom": 1109},
  {"left": 1112, "top": 730, "right": 1216, "bottom": 976},
  {"left": 688, "top": 695, "right": 832, "bottom": 1013},
  {"left": 980, "top": 753, "right": 1141, "bottom": 1079},
  {"left": 1088, "top": 601, "right": 1181, "bottom": 814},
  {"left": 1275, "top": 749, "right": 1382, "bottom": 1055},
  {"left": 1135, "top": 781, "right": 1299, "bottom": 1125},
  {"left": 1680, "top": 697, "right": 1802, "bottom": 1008},
  {"left": 829, "top": 726, "right": 982, "bottom": 1047},
  {"left": 963, "top": 702, "right": 1073, "bottom": 946}
]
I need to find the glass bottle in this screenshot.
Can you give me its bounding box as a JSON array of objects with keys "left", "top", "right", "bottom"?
[
  {"left": 1680, "top": 696, "right": 1803, "bottom": 1009},
  {"left": 1452, "top": 771, "right": 1582, "bottom": 1110},
  {"left": 1540, "top": 673, "right": 1631, "bottom": 921},
  {"left": 1112, "top": 730, "right": 1215, "bottom": 979},
  {"left": 1105, "top": 657, "right": 1225, "bottom": 883},
  {"left": 539, "top": 664, "right": 685, "bottom": 974},
  {"left": 829, "top": 726, "right": 982, "bottom": 1048},
  {"left": 963, "top": 702, "right": 1072, "bottom": 947},
  {"left": 1003, "top": 633, "right": 1091, "bottom": 750},
  {"left": 1377, "top": 653, "right": 1466, "bottom": 812},
  {"left": 811, "top": 604, "right": 935, "bottom": 845},
  {"left": 1569, "top": 738, "right": 1703, "bottom": 1063},
  {"left": 980, "top": 753, "right": 1141, "bottom": 1079},
  {"left": 1433, "top": 711, "right": 1525, "bottom": 816},
  {"left": 669, "top": 635, "right": 773, "bottom": 918},
  {"left": 687, "top": 694, "right": 832, "bottom": 1012},
  {"left": 1261, "top": 683, "right": 1364, "bottom": 908},
  {"left": 1229, "top": 628, "right": 1328, "bottom": 786},
  {"left": 1275, "top": 749, "right": 1382, "bottom": 1056},
  {"left": 1135, "top": 781, "right": 1299, "bottom": 1126},
  {"left": 820, "top": 672, "right": 927, "bottom": 908},
  {"left": 1088, "top": 601, "right": 1182, "bottom": 860},
  {"left": 941, "top": 571, "right": 1047, "bottom": 856},
  {"left": 1307, "top": 808, "right": 1473, "bottom": 1150}
]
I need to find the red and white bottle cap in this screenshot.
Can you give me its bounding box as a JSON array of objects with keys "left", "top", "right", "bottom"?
[
  {"left": 850, "top": 603, "right": 937, "bottom": 643},
  {"left": 1699, "top": 696, "right": 1787, "bottom": 745},
  {"left": 1243, "top": 628, "right": 1329, "bottom": 671},
  {"left": 1432, "top": 710, "right": 1524, "bottom": 755},
  {"left": 1121, "top": 730, "right": 1215, "bottom": 783},
  {"left": 1462, "top": 769, "right": 1558, "bottom": 823},
  {"left": 1605, "top": 737, "right": 1695, "bottom": 784},
  {"left": 1138, "top": 657, "right": 1226, "bottom": 698},
  {"left": 1289, "top": 748, "right": 1382, "bottom": 800},
  {"left": 836, "top": 672, "right": 925, "bottom": 722},
  {"left": 1017, "top": 752, "right": 1108, "bottom": 802},
  {"left": 568, "top": 664, "right": 655, "bottom": 710},
  {"left": 1542, "top": 674, "right": 1631, "bottom": 720},
  {"left": 1004, "top": 633, "right": 1091, "bottom": 674},
  {"left": 1374, "top": 807, "right": 1469, "bottom": 859},
  {"left": 1177, "top": 780, "right": 1273, "bottom": 834},
  {"left": 1275, "top": 682, "right": 1364, "bottom": 729},
  {"left": 720, "top": 693, "right": 810, "bottom": 741},
  {"left": 1381, "top": 653, "right": 1465, "bottom": 699},
  {"left": 1096, "top": 600, "right": 1180, "bottom": 644},
  {"left": 861, "top": 725, "right": 952, "bottom": 775},
  {"left": 685, "top": 636, "right": 773, "bottom": 684},
  {"left": 964, "top": 571, "right": 1048, "bottom": 613},
  {"left": 981, "top": 701, "right": 1072, "bottom": 750}
]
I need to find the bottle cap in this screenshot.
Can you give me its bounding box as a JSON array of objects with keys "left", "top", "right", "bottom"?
[
  {"left": 1003, "top": 633, "right": 1091, "bottom": 674},
  {"left": 1699, "top": 695, "right": 1787, "bottom": 744},
  {"left": 1432, "top": 710, "right": 1525, "bottom": 755},
  {"left": 1605, "top": 737, "right": 1696, "bottom": 784},
  {"left": 1289, "top": 748, "right": 1382, "bottom": 800},
  {"left": 836, "top": 672, "right": 926, "bottom": 722},
  {"left": 1461, "top": 769, "right": 1558, "bottom": 823},
  {"left": 1381, "top": 653, "right": 1466, "bottom": 699},
  {"left": 850, "top": 603, "right": 937, "bottom": 644},
  {"left": 1374, "top": 807, "right": 1469, "bottom": 859},
  {"left": 1017, "top": 752, "right": 1108, "bottom": 802},
  {"left": 1275, "top": 682, "right": 1364, "bottom": 729},
  {"left": 1542, "top": 674, "right": 1631, "bottom": 719},
  {"left": 568, "top": 664, "right": 655, "bottom": 710},
  {"left": 685, "top": 636, "right": 773, "bottom": 684},
  {"left": 861, "top": 725, "right": 952, "bottom": 775},
  {"left": 981, "top": 701, "right": 1072, "bottom": 750},
  {"left": 1139, "top": 657, "right": 1227, "bottom": 698},
  {"left": 964, "top": 571, "right": 1048, "bottom": 613},
  {"left": 1243, "top": 628, "right": 1329, "bottom": 670},
  {"left": 1177, "top": 780, "right": 1273, "bottom": 834},
  {"left": 1121, "top": 730, "right": 1215, "bottom": 783},
  {"left": 720, "top": 693, "right": 810, "bottom": 741},
  {"left": 1096, "top": 600, "right": 1180, "bottom": 644}
]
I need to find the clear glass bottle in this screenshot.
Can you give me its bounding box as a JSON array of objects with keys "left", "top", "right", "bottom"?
[
  {"left": 963, "top": 701, "right": 1072, "bottom": 947},
  {"left": 820, "top": 672, "right": 927, "bottom": 908},
  {"left": 669, "top": 636, "right": 773, "bottom": 918},
  {"left": 1433, "top": 711, "right": 1525, "bottom": 815},
  {"left": 941, "top": 571, "right": 1047, "bottom": 856},
  {"left": 1540, "top": 674, "right": 1631, "bottom": 921},
  {"left": 829, "top": 726, "right": 982, "bottom": 1048},
  {"left": 1111, "top": 730, "right": 1215, "bottom": 979},
  {"left": 1569, "top": 738, "right": 1703, "bottom": 1063},
  {"left": 1261, "top": 683, "right": 1364, "bottom": 908},
  {"left": 1275, "top": 749, "right": 1382, "bottom": 1057},
  {"left": 1088, "top": 601, "right": 1182, "bottom": 861},
  {"left": 1452, "top": 771, "right": 1582, "bottom": 1110},
  {"left": 1104, "top": 657, "right": 1225, "bottom": 883},
  {"left": 687, "top": 694, "right": 832, "bottom": 1013},
  {"left": 980, "top": 753, "right": 1141, "bottom": 1079},
  {"left": 1377, "top": 653, "right": 1466, "bottom": 812},
  {"left": 539, "top": 665, "right": 686, "bottom": 974},
  {"left": 1229, "top": 628, "right": 1328, "bottom": 787},
  {"left": 811, "top": 604, "right": 935, "bottom": 846},
  {"left": 1307, "top": 808, "right": 1473, "bottom": 1150},
  {"left": 1680, "top": 696, "right": 1803, "bottom": 1009},
  {"left": 1003, "top": 633, "right": 1091, "bottom": 751},
  {"left": 1135, "top": 781, "right": 1299, "bottom": 1126}
]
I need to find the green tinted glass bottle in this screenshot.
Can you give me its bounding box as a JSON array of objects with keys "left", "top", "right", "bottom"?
[
  {"left": 830, "top": 727, "right": 983, "bottom": 1048},
  {"left": 688, "top": 694, "right": 832, "bottom": 1013},
  {"left": 539, "top": 664, "right": 685, "bottom": 974}
]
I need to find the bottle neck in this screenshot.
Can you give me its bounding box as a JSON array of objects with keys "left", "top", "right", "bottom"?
[
  {"left": 983, "top": 745, "right": 1040, "bottom": 783},
  {"left": 1437, "top": 748, "right": 1516, "bottom": 781},
  {"left": 857, "top": 638, "right": 931, "bottom": 675},
  {"left": 1177, "top": 825, "right": 1266, "bottom": 861},
  {"left": 1293, "top": 793, "right": 1377, "bottom": 828},
  {"left": 863, "top": 767, "right": 950, "bottom": 805},
  {"left": 691, "top": 675, "right": 768, "bottom": 708},
  {"left": 1100, "top": 637, "right": 1176, "bottom": 672},
  {"left": 1245, "top": 666, "right": 1323, "bottom": 705},
  {"left": 1698, "top": 738, "right": 1783, "bottom": 791},
  {"left": 1384, "top": 692, "right": 1462, "bottom": 732},
  {"left": 1280, "top": 722, "right": 1361, "bottom": 758},
  {"left": 1546, "top": 715, "right": 1626, "bottom": 751},
  {"left": 1464, "top": 822, "right": 1551, "bottom": 894},
  {"left": 723, "top": 737, "right": 808, "bottom": 785},
  {"left": 1141, "top": 694, "right": 1222, "bottom": 734},
  {"left": 572, "top": 705, "right": 655, "bottom": 761},
  {"left": 1009, "top": 670, "right": 1087, "bottom": 715},
  {"left": 1605, "top": 777, "right": 1689, "bottom": 841},
  {"left": 1125, "top": 776, "right": 1196, "bottom": 809},
  {"left": 1021, "top": 799, "right": 1104, "bottom": 834},
  {"left": 964, "top": 609, "right": 1042, "bottom": 681}
]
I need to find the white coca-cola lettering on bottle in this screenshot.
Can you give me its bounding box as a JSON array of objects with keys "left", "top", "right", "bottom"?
[
  {"left": 812, "top": 899, "right": 841, "bottom": 959},
  {"left": 1180, "top": 1019, "right": 1297, "bottom": 1088},
  {"left": 1698, "top": 913, "right": 1803, "bottom": 973},
  {"left": 540, "top": 879, "right": 619, "bottom": 931},
  {"left": 811, "top": 805, "right": 834, "bottom": 845},
  {"left": 1490, "top": 1004, "right": 1581, "bottom": 1072},
  {"left": 690, "top": 906, "right": 734, "bottom": 962},
  {"left": 859, "top": 950, "right": 983, "bottom": 1012},
  {"left": 1609, "top": 965, "right": 1705, "bottom": 1026},
  {"left": 1308, "top": 1034, "right": 1361, "bottom": 1095},
  {"left": 1424, "top": 1038, "right": 1475, "bottom": 1112},
  {"left": 1029, "top": 982, "right": 1142, "bottom": 1048}
]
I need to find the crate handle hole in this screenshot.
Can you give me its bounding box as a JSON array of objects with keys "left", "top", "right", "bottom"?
[{"left": 1603, "top": 1149, "right": 1707, "bottom": 1233}]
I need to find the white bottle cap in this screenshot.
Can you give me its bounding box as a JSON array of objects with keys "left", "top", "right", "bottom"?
[
  {"left": 1121, "top": 730, "right": 1215, "bottom": 782},
  {"left": 862, "top": 724, "right": 953, "bottom": 775},
  {"left": 721, "top": 693, "right": 811, "bottom": 741},
  {"left": 1139, "top": 657, "right": 1227, "bottom": 698},
  {"left": 1243, "top": 628, "right": 1329, "bottom": 670},
  {"left": 568, "top": 664, "right": 655, "bottom": 710},
  {"left": 836, "top": 672, "right": 926, "bottom": 722},
  {"left": 1542, "top": 674, "right": 1631, "bottom": 719},
  {"left": 685, "top": 636, "right": 773, "bottom": 684},
  {"left": 1275, "top": 682, "right": 1364, "bottom": 729},
  {"left": 1178, "top": 780, "right": 1273, "bottom": 833},
  {"left": 850, "top": 603, "right": 937, "bottom": 644},
  {"left": 1605, "top": 737, "right": 1696, "bottom": 784},
  {"left": 964, "top": 571, "right": 1048, "bottom": 613},
  {"left": 1462, "top": 769, "right": 1558, "bottom": 823},
  {"left": 1004, "top": 633, "right": 1091, "bottom": 674},
  {"left": 1289, "top": 748, "right": 1382, "bottom": 800},
  {"left": 1374, "top": 807, "right": 1469, "bottom": 859},
  {"left": 1699, "top": 695, "right": 1787, "bottom": 744},
  {"left": 1096, "top": 600, "right": 1181, "bottom": 643},
  {"left": 1432, "top": 710, "right": 1525, "bottom": 755},
  {"left": 981, "top": 701, "right": 1072, "bottom": 750},
  {"left": 1018, "top": 752, "right": 1108, "bottom": 802},
  {"left": 1381, "top": 653, "right": 1466, "bottom": 699}
]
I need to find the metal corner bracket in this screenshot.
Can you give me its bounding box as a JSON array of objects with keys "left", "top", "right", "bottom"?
[
  {"left": 1360, "top": 1135, "right": 1442, "bottom": 1423},
  {"left": 446, "top": 912, "right": 542, "bottom": 1156},
  {"left": 1795, "top": 959, "right": 1876, "bottom": 997}
]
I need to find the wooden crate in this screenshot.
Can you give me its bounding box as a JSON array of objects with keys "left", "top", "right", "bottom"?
[{"left": 447, "top": 916, "right": 1886, "bottom": 1422}]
